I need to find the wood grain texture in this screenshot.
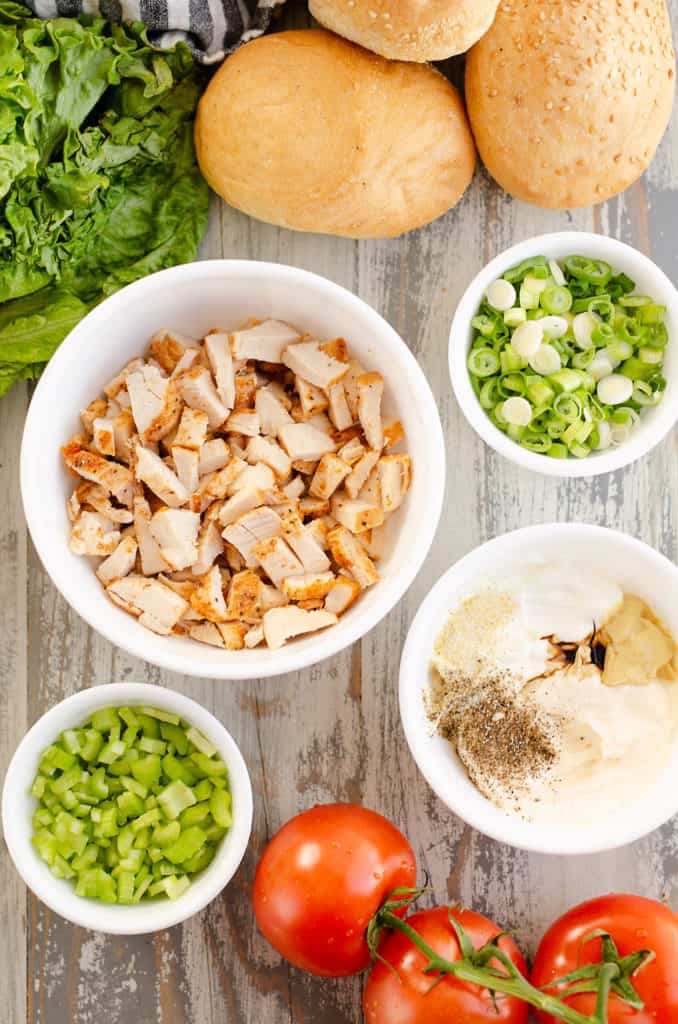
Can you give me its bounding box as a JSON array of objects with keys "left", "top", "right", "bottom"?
[{"left": 1, "top": 0, "right": 677, "bottom": 1020}]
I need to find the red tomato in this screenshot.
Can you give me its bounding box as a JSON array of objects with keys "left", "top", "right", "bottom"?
[
  {"left": 253, "top": 803, "right": 416, "bottom": 977},
  {"left": 532, "top": 894, "right": 678, "bottom": 1023},
  {"left": 363, "top": 906, "right": 529, "bottom": 1024}
]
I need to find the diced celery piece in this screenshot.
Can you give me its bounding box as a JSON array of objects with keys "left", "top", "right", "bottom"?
[
  {"left": 179, "top": 802, "right": 211, "bottom": 829},
  {"left": 160, "top": 722, "right": 189, "bottom": 756},
  {"left": 164, "top": 875, "right": 191, "bottom": 900},
  {"left": 118, "top": 707, "right": 139, "bottom": 729},
  {"left": 79, "top": 730, "right": 103, "bottom": 763},
  {"left": 133, "top": 876, "right": 153, "bottom": 902},
  {"left": 138, "top": 737, "right": 167, "bottom": 755},
  {"left": 136, "top": 713, "right": 160, "bottom": 739},
  {"left": 158, "top": 780, "right": 196, "bottom": 820},
  {"left": 139, "top": 707, "right": 180, "bottom": 726},
  {"left": 164, "top": 826, "right": 206, "bottom": 866},
  {"left": 190, "top": 753, "right": 227, "bottom": 778},
  {"left": 120, "top": 775, "right": 148, "bottom": 799},
  {"left": 131, "top": 755, "right": 162, "bottom": 789},
  {"left": 185, "top": 727, "right": 217, "bottom": 759},
  {"left": 90, "top": 708, "right": 121, "bottom": 733},
  {"left": 183, "top": 843, "right": 216, "bottom": 875},
  {"left": 61, "top": 729, "right": 82, "bottom": 755},
  {"left": 209, "top": 789, "right": 232, "bottom": 829},
  {"left": 193, "top": 779, "right": 213, "bottom": 802},
  {"left": 117, "top": 871, "right": 135, "bottom": 905},
  {"left": 98, "top": 740, "right": 126, "bottom": 765},
  {"left": 162, "top": 755, "right": 197, "bottom": 787},
  {"left": 151, "top": 820, "right": 181, "bottom": 848},
  {"left": 131, "top": 808, "right": 161, "bottom": 833}
]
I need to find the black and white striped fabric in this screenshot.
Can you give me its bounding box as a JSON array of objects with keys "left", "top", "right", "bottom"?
[{"left": 22, "top": 0, "right": 287, "bottom": 63}]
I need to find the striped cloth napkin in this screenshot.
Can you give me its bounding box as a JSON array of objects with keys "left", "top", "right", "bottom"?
[{"left": 22, "top": 0, "right": 287, "bottom": 63}]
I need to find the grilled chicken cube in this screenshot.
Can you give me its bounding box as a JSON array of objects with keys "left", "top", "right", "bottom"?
[
  {"left": 246, "top": 435, "right": 291, "bottom": 481},
  {"left": 337, "top": 436, "right": 365, "bottom": 466},
  {"left": 176, "top": 366, "right": 229, "bottom": 429},
  {"left": 226, "top": 570, "right": 263, "bottom": 622},
  {"left": 227, "top": 462, "right": 275, "bottom": 496},
  {"left": 327, "top": 382, "right": 353, "bottom": 431},
  {"left": 174, "top": 407, "right": 209, "bottom": 451},
  {"left": 70, "top": 511, "right": 121, "bottom": 557},
  {"left": 255, "top": 386, "right": 294, "bottom": 436},
  {"left": 295, "top": 376, "right": 328, "bottom": 418},
  {"left": 299, "top": 496, "right": 330, "bottom": 518},
  {"left": 383, "top": 419, "right": 405, "bottom": 449},
  {"left": 244, "top": 623, "right": 265, "bottom": 648},
  {"left": 327, "top": 526, "right": 379, "bottom": 588},
  {"left": 171, "top": 347, "right": 201, "bottom": 378},
  {"left": 187, "top": 622, "right": 225, "bottom": 648},
  {"left": 216, "top": 622, "right": 248, "bottom": 650},
  {"left": 378, "top": 454, "right": 412, "bottom": 513},
  {"left": 278, "top": 423, "right": 336, "bottom": 462},
  {"left": 359, "top": 523, "right": 387, "bottom": 561},
  {"left": 344, "top": 449, "right": 380, "bottom": 499},
  {"left": 263, "top": 606, "right": 338, "bottom": 650},
  {"left": 190, "top": 565, "right": 228, "bottom": 622},
  {"left": 219, "top": 488, "right": 265, "bottom": 527},
  {"left": 133, "top": 496, "right": 169, "bottom": 575},
  {"left": 309, "top": 454, "right": 351, "bottom": 500},
  {"left": 149, "top": 508, "right": 200, "bottom": 571},
  {"left": 282, "top": 340, "right": 349, "bottom": 391},
  {"left": 282, "top": 572, "right": 335, "bottom": 601},
  {"left": 320, "top": 338, "right": 349, "bottom": 363},
  {"left": 107, "top": 575, "right": 188, "bottom": 635},
  {"left": 281, "top": 509, "right": 331, "bottom": 573},
  {"left": 357, "top": 466, "right": 381, "bottom": 506},
  {"left": 62, "top": 441, "right": 134, "bottom": 507},
  {"left": 191, "top": 520, "right": 224, "bottom": 576},
  {"left": 75, "top": 483, "right": 133, "bottom": 524},
  {"left": 96, "top": 536, "right": 138, "bottom": 586},
  {"left": 342, "top": 359, "right": 366, "bottom": 419},
  {"left": 194, "top": 459, "right": 247, "bottom": 511},
  {"left": 226, "top": 409, "right": 260, "bottom": 437},
  {"left": 283, "top": 475, "right": 306, "bottom": 501},
  {"left": 127, "top": 365, "right": 182, "bottom": 443},
  {"left": 222, "top": 522, "right": 260, "bottom": 567},
  {"left": 81, "top": 398, "right": 108, "bottom": 436},
  {"left": 237, "top": 506, "right": 283, "bottom": 543},
  {"left": 330, "top": 494, "right": 384, "bottom": 534},
  {"left": 356, "top": 372, "right": 384, "bottom": 452},
  {"left": 103, "top": 358, "right": 145, "bottom": 401},
  {"left": 149, "top": 330, "right": 189, "bottom": 374},
  {"left": 204, "top": 332, "right": 235, "bottom": 410},
  {"left": 135, "top": 444, "right": 188, "bottom": 508},
  {"left": 172, "top": 446, "right": 200, "bottom": 494},
  {"left": 112, "top": 409, "right": 135, "bottom": 464},
  {"left": 199, "top": 438, "right": 231, "bottom": 476},
  {"left": 252, "top": 536, "right": 304, "bottom": 588},
  {"left": 231, "top": 319, "right": 300, "bottom": 363},
  {"left": 324, "top": 575, "right": 362, "bottom": 615}
]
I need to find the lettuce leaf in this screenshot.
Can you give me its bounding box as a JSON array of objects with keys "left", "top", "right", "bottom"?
[{"left": 0, "top": 1, "right": 208, "bottom": 395}]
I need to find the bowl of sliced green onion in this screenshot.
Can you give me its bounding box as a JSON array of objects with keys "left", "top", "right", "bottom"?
[
  {"left": 449, "top": 232, "right": 678, "bottom": 476},
  {"left": 1, "top": 682, "right": 253, "bottom": 934}
]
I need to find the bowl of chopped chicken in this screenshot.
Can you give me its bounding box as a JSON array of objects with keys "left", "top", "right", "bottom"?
[{"left": 21, "top": 260, "right": 445, "bottom": 678}]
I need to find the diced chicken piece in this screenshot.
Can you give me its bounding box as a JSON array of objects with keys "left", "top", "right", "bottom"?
[
  {"left": 356, "top": 372, "right": 384, "bottom": 451},
  {"left": 283, "top": 475, "right": 306, "bottom": 500},
  {"left": 171, "top": 347, "right": 202, "bottom": 378},
  {"left": 305, "top": 516, "right": 332, "bottom": 551},
  {"left": 342, "top": 360, "right": 366, "bottom": 419},
  {"left": 325, "top": 575, "right": 362, "bottom": 615},
  {"left": 127, "top": 365, "right": 182, "bottom": 443},
  {"left": 226, "top": 570, "right": 263, "bottom": 622},
  {"left": 383, "top": 419, "right": 405, "bottom": 449},
  {"left": 331, "top": 494, "right": 384, "bottom": 534},
  {"left": 81, "top": 398, "right": 108, "bottom": 436},
  {"left": 292, "top": 459, "right": 320, "bottom": 476},
  {"left": 309, "top": 454, "right": 351, "bottom": 500},
  {"left": 149, "top": 508, "right": 200, "bottom": 571},
  {"left": 283, "top": 340, "right": 349, "bottom": 391},
  {"left": 226, "top": 409, "right": 260, "bottom": 437},
  {"left": 306, "top": 412, "right": 335, "bottom": 436},
  {"left": 188, "top": 622, "right": 225, "bottom": 648},
  {"left": 199, "top": 438, "right": 231, "bottom": 476},
  {"left": 231, "top": 319, "right": 300, "bottom": 363},
  {"left": 75, "top": 483, "right": 133, "bottom": 524},
  {"left": 345, "top": 449, "right": 380, "bottom": 499},
  {"left": 327, "top": 382, "right": 353, "bottom": 431},
  {"left": 149, "top": 330, "right": 190, "bottom": 374},
  {"left": 278, "top": 423, "right": 336, "bottom": 462},
  {"left": 234, "top": 372, "right": 257, "bottom": 411},
  {"left": 103, "top": 358, "right": 145, "bottom": 401},
  {"left": 298, "top": 599, "right": 325, "bottom": 611},
  {"left": 359, "top": 523, "right": 388, "bottom": 561},
  {"left": 299, "top": 496, "right": 330, "bottom": 518},
  {"left": 190, "top": 565, "right": 228, "bottom": 622},
  {"left": 70, "top": 511, "right": 121, "bottom": 557},
  {"left": 246, "top": 435, "right": 291, "bottom": 481},
  {"left": 106, "top": 399, "right": 121, "bottom": 418},
  {"left": 176, "top": 366, "right": 229, "bottom": 429},
  {"left": 216, "top": 622, "right": 248, "bottom": 650},
  {"left": 135, "top": 444, "right": 188, "bottom": 508},
  {"left": 282, "top": 572, "right": 335, "bottom": 601},
  {"left": 174, "top": 407, "right": 209, "bottom": 451},
  {"left": 337, "top": 436, "right": 365, "bottom": 465},
  {"left": 227, "top": 462, "right": 275, "bottom": 496},
  {"left": 295, "top": 376, "right": 328, "bottom": 418},
  {"left": 358, "top": 466, "right": 381, "bottom": 506},
  {"left": 327, "top": 526, "right": 379, "bottom": 588},
  {"left": 377, "top": 454, "right": 412, "bottom": 513},
  {"left": 260, "top": 583, "right": 288, "bottom": 611},
  {"left": 62, "top": 441, "right": 134, "bottom": 506},
  {"left": 172, "top": 446, "right": 200, "bottom": 494},
  {"left": 244, "top": 623, "right": 265, "bottom": 649},
  {"left": 193, "top": 459, "right": 246, "bottom": 511},
  {"left": 134, "top": 496, "right": 169, "bottom": 575},
  {"left": 205, "top": 332, "right": 235, "bottom": 410},
  {"left": 157, "top": 574, "right": 201, "bottom": 621},
  {"left": 108, "top": 575, "right": 187, "bottom": 634},
  {"left": 96, "top": 536, "right": 138, "bottom": 586},
  {"left": 238, "top": 506, "right": 283, "bottom": 542},
  {"left": 230, "top": 436, "right": 247, "bottom": 460},
  {"left": 263, "top": 606, "right": 338, "bottom": 650},
  {"left": 191, "top": 520, "right": 224, "bottom": 576},
  {"left": 67, "top": 491, "right": 80, "bottom": 523},
  {"left": 222, "top": 523, "right": 261, "bottom": 568},
  {"left": 224, "top": 543, "right": 246, "bottom": 574},
  {"left": 256, "top": 386, "right": 294, "bottom": 436},
  {"left": 320, "top": 338, "right": 349, "bottom": 363},
  {"left": 219, "top": 488, "right": 265, "bottom": 527},
  {"left": 281, "top": 509, "right": 331, "bottom": 573},
  {"left": 112, "top": 410, "right": 135, "bottom": 464},
  {"left": 252, "top": 536, "right": 304, "bottom": 588}
]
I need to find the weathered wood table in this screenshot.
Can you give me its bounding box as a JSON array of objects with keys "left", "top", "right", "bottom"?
[{"left": 2, "top": 3, "right": 678, "bottom": 1020}]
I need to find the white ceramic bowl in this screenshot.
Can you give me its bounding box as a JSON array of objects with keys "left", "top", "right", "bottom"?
[
  {"left": 2, "top": 682, "right": 253, "bottom": 933},
  {"left": 400, "top": 523, "right": 678, "bottom": 855},
  {"left": 450, "top": 232, "right": 678, "bottom": 477},
  {"left": 21, "top": 260, "right": 445, "bottom": 679}
]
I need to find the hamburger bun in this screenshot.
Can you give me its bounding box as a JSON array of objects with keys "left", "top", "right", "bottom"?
[
  {"left": 308, "top": 0, "right": 500, "bottom": 62},
  {"left": 465, "top": 0, "right": 675, "bottom": 209},
  {"left": 194, "top": 29, "right": 476, "bottom": 239}
]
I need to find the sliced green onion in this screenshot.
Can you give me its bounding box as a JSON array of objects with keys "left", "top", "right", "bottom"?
[
  {"left": 541, "top": 285, "right": 573, "bottom": 315},
  {"left": 467, "top": 348, "right": 500, "bottom": 378}
]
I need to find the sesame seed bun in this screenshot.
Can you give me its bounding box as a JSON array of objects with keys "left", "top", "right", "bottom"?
[
  {"left": 465, "top": 0, "right": 675, "bottom": 209},
  {"left": 308, "top": 0, "right": 500, "bottom": 62}
]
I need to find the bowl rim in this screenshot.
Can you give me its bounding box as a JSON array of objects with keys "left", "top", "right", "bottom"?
[
  {"left": 20, "top": 258, "right": 446, "bottom": 680},
  {"left": 399, "top": 522, "right": 678, "bottom": 855},
  {"left": 1, "top": 682, "right": 253, "bottom": 933},
  {"left": 449, "top": 231, "right": 678, "bottom": 478}
]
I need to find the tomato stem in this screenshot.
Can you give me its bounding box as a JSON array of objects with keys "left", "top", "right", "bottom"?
[{"left": 375, "top": 909, "right": 650, "bottom": 1024}]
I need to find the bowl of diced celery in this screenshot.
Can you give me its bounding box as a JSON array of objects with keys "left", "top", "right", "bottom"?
[
  {"left": 1, "top": 682, "right": 253, "bottom": 934},
  {"left": 449, "top": 232, "right": 678, "bottom": 477}
]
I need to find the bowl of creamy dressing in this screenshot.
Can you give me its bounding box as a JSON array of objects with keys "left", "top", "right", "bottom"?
[{"left": 400, "top": 524, "right": 678, "bottom": 854}]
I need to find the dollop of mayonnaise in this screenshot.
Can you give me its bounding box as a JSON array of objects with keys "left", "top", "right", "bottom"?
[{"left": 519, "top": 562, "right": 623, "bottom": 642}]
